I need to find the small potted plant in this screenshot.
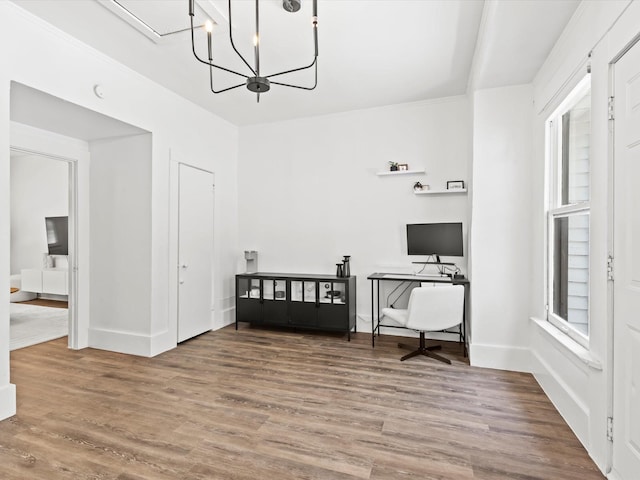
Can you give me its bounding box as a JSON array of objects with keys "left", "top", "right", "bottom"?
[
  {"left": 389, "top": 161, "right": 399, "bottom": 171},
  {"left": 413, "top": 181, "right": 423, "bottom": 192}
]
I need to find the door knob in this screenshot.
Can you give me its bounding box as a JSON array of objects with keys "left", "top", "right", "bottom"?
[
  {"left": 180, "top": 264, "right": 188, "bottom": 269},
  {"left": 179, "top": 279, "right": 185, "bottom": 284}
]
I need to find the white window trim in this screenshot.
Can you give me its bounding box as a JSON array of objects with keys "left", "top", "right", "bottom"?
[{"left": 544, "top": 74, "right": 591, "bottom": 349}]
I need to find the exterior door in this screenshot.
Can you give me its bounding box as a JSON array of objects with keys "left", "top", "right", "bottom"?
[
  {"left": 612, "top": 38, "right": 640, "bottom": 479},
  {"left": 177, "top": 163, "right": 214, "bottom": 342}
]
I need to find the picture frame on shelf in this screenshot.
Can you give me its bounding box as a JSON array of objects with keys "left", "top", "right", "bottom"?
[
  {"left": 397, "top": 163, "right": 409, "bottom": 171},
  {"left": 447, "top": 180, "right": 465, "bottom": 190}
]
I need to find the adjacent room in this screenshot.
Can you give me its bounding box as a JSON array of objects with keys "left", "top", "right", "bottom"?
[
  {"left": 1, "top": 1, "right": 639, "bottom": 479},
  {"left": 9, "top": 152, "right": 70, "bottom": 351}
]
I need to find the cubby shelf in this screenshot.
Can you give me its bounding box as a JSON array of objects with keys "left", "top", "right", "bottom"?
[
  {"left": 235, "top": 273, "right": 357, "bottom": 341},
  {"left": 414, "top": 188, "right": 467, "bottom": 195},
  {"left": 376, "top": 169, "right": 425, "bottom": 176}
]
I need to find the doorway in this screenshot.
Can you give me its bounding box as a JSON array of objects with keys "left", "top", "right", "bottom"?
[
  {"left": 9, "top": 149, "right": 76, "bottom": 350},
  {"left": 177, "top": 163, "right": 214, "bottom": 342}
]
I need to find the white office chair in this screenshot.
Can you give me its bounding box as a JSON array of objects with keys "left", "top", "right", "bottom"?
[{"left": 381, "top": 285, "right": 464, "bottom": 364}]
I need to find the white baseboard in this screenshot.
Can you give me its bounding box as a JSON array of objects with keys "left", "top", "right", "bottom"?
[
  {"left": 0, "top": 383, "right": 17, "bottom": 421},
  {"left": 607, "top": 469, "right": 622, "bottom": 480},
  {"left": 530, "top": 348, "right": 590, "bottom": 447},
  {"left": 214, "top": 306, "right": 235, "bottom": 330},
  {"left": 150, "top": 329, "right": 176, "bottom": 357},
  {"left": 469, "top": 343, "right": 532, "bottom": 372},
  {"left": 90, "top": 307, "right": 237, "bottom": 358},
  {"left": 89, "top": 328, "right": 156, "bottom": 357}
]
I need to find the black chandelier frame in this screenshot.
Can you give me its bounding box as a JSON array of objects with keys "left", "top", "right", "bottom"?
[{"left": 188, "top": 0, "right": 318, "bottom": 102}]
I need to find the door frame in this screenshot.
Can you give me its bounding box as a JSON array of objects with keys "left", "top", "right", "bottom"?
[
  {"left": 169, "top": 152, "right": 215, "bottom": 345},
  {"left": 608, "top": 31, "right": 640, "bottom": 477},
  {"left": 9, "top": 146, "right": 80, "bottom": 349}
]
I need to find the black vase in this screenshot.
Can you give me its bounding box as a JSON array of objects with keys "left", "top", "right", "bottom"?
[{"left": 342, "top": 256, "right": 351, "bottom": 277}]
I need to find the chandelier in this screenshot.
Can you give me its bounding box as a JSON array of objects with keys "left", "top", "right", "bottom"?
[{"left": 188, "top": 0, "right": 318, "bottom": 102}]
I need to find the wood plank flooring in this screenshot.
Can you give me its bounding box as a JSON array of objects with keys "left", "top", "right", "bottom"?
[
  {"left": 16, "top": 298, "right": 68, "bottom": 309},
  {"left": 1, "top": 325, "right": 605, "bottom": 480}
]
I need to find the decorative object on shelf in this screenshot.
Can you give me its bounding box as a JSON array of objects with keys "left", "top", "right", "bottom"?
[
  {"left": 413, "top": 181, "right": 429, "bottom": 192},
  {"left": 244, "top": 250, "right": 258, "bottom": 273},
  {"left": 42, "top": 253, "right": 54, "bottom": 269},
  {"left": 397, "top": 163, "right": 409, "bottom": 171},
  {"left": 447, "top": 180, "right": 465, "bottom": 190},
  {"left": 188, "top": 0, "right": 318, "bottom": 103},
  {"left": 336, "top": 263, "right": 344, "bottom": 277},
  {"left": 388, "top": 161, "right": 399, "bottom": 171},
  {"left": 342, "top": 255, "right": 351, "bottom": 277}
]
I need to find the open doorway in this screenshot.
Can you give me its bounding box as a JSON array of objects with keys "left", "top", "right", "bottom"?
[
  {"left": 8, "top": 82, "right": 150, "bottom": 353},
  {"left": 9, "top": 151, "right": 72, "bottom": 351}
]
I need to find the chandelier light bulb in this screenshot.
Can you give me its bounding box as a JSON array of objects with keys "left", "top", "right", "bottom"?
[
  {"left": 205, "top": 20, "right": 214, "bottom": 33},
  {"left": 253, "top": 33, "right": 259, "bottom": 47}
]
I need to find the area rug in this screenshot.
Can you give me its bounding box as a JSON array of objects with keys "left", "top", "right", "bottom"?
[{"left": 10, "top": 303, "right": 68, "bottom": 351}]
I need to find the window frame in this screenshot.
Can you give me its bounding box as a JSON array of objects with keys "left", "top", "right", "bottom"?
[{"left": 545, "top": 74, "right": 591, "bottom": 348}]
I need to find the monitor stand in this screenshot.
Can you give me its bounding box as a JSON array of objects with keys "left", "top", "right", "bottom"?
[{"left": 412, "top": 255, "right": 458, "bottom": 276}]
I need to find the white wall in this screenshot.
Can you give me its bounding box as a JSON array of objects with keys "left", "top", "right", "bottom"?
[
  {"left": 529, "top": 0, "right": 636, "bottom": 473},
  {"left": 0, "top": 2, "right": 240, "bottom": 420},
  {"left": 238, "top": 97, "right": 471, "bottom": 328},
  {"left": 10, "top": 154, "right": 68, "bottom": 274},
  {"left": 469, "top": 84, "right": 533, "bottom": 371},
  {"left": 88, "top": 134, "right": 152, "bottom": 352}
]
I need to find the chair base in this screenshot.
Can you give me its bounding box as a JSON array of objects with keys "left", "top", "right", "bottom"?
[{"left": 398, "top": 333, "right": 452, "bottom": 364}]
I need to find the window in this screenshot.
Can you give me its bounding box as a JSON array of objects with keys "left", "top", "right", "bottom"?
[{"left": 546, "top": 75, "right": 591, "bottom": 346}]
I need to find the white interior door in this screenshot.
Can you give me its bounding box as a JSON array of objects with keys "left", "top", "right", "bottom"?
[
  {"left": 177, "top": 163, "right": 214, "bottom": 343},
  {"left": 612, "top": 39, "right": 640, "bottom": 479}
]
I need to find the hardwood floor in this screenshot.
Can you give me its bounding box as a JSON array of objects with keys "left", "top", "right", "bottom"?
[
  {"left": 1, "top": 325, "right": 604, "bottom": 480},
  {"left": 16, "top": 298, "right": 68, "bottom": 309}
]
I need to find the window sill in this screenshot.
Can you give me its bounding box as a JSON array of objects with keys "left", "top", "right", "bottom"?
[{"left": 530, "top": 317, "right": 603, "bottom": 371}]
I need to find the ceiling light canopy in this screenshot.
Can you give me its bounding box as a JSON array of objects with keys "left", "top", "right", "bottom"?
[{"left": 188, "top": 0, "right": 318, "bottom": 103}]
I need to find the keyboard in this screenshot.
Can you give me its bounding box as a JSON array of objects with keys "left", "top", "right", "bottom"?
[{"left": 381, "top": 273, "right": 451, "bottom": 281}]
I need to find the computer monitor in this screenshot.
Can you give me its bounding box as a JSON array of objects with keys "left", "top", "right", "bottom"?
[
  {"left": 406, "top": 222, "right": 463, "bottom": 258},
  {"left": 45, "top": 216, "right": 68, "bottom": 255}
]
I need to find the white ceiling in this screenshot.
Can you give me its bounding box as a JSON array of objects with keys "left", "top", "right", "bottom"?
[
  {"left": 11, "top": 83, "right": 149, "bottom": 142},
  {"left": 10, "top": 0, "right": 580, "bottom": 126}
]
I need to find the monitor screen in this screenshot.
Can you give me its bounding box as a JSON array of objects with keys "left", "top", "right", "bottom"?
[
  {"left": 45, "top": 216, "right": 68, "bottom": 255},
  {"left": 406, "top": 222, "right": 463, "bottom": 257}
]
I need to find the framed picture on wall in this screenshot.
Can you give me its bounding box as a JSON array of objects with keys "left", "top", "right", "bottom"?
[
  {"left": 447, "top": 180, "right": 465, "bottom": 190},
  {"left": 397, "top": 163, "right": 409, "bottom": 171}
]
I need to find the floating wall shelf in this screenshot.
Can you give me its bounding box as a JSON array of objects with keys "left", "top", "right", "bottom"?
[
  {"left": 376, "top": 169, "right": 425, "bottom": 176},
  {"left": 414, "top": 188, "right": 467, "bottom": 195}
]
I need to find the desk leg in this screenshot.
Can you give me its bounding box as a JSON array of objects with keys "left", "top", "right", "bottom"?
[
  {"left": 371, "top": 279, "right": 375, "bottom": 347},
  {"left": 376, "top": 280, "right": 381, "bottom": 341},
  {"left": 463, "top": 285, "right": 468, "bottom": 358}
]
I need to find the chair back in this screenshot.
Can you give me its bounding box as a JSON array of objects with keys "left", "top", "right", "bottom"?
[{"left": 405, "top": 285, "right": 464, "bottom": 332}]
